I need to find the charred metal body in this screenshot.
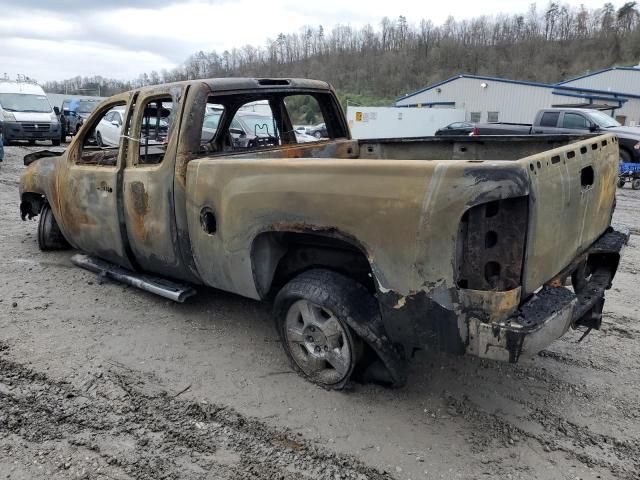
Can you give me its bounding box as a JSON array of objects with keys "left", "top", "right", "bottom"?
[{"left": 18, "top": 77, "right": 629, "bottom": 388}]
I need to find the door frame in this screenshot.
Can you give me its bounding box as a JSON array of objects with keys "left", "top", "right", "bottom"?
[{"left": 56, "top": 92, "right": 136, "bottom": 269}]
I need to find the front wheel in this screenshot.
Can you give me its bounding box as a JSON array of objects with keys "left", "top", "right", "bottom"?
[
  {"left": 274, "top": 269, "right": 366, "bottom": 389},
  {"left": 632, "top": 179, "right": 640, "bottom": 190},
  {"left": 38, "top": 204, "right": 70, "bottom": 251},
  {"left": 313, "top": 131, "right": 322, "bottom": 139},
  {"left": 617, "top": 178, "right": 626, "bottom": 188}
]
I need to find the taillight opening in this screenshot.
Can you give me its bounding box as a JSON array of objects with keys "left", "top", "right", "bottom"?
[{"left": 456, "top": 196, "right": 529, "bottom": 291}]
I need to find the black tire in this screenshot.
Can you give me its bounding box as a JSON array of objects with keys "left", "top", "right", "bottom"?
[
  {"left": 38, "top": 204, "right": 70, "bottom": 251},
  {"left": 273, "top": 269, "right": 369, "bottom": 390},
  {"left": 633, "top": 179, "right": 640, "bottom": 190},
  {"left": 617, "top": 179, "right": 626, "bottom": 188},
  {"left": 52, "top": 139, "right": 61, "bottom": 147},
  {"left": 96, "top": 131, "right": 103, "bottom": 147},
  {"left": 620, "top": 148, "right": 632, "bottom": 163}
]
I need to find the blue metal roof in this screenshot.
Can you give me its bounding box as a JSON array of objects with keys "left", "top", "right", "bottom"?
[
  {"left": 556, "top": 66, "right": 640, "bottom": 85},
  {"left": 396, "top": 73, "right": 640, "bottom": 103}
]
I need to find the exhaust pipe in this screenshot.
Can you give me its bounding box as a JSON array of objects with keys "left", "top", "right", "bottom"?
[{"left": 71, "top": 254, "right": 196, "bottom": 303}]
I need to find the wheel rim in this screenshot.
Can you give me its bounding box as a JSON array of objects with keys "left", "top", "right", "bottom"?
[{"left": 284, "top": 299, "right": 352, "bottom": 384}]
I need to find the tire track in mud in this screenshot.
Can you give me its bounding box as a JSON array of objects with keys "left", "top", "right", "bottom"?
[
  {"left": 0, "top": 344, "right": 392, "bottom": 480},
  {"left": 445, "top": 392, "right": 640, "bottom": 479},
  {"left": 444, "top": 354, "right": 640, "bottom": 478},
  {"left": 538, "top": 349, "right": 615, "bottom": 372}
]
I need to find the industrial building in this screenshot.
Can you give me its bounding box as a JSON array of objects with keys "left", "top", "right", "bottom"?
[
  {"left": 395, "top": 69, "right": 640, "bottom": 126},
  {"left": 558, "top": 66, "right": 640, "bottom": 93}
]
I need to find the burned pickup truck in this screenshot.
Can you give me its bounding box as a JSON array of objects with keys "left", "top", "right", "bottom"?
[{"left": 19, "top": 78, "right": 628, "bottom": 388}]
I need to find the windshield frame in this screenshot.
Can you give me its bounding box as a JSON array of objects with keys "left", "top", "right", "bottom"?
[{"left": 0, "top": 93, "right": 52, "bottom": 113}]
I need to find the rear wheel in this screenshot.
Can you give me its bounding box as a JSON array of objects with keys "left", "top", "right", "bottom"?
[
  {"left": 38, "top": 204, "right": 70, "bottom": 251},
  {"left": 617, "top": 178, "right": 626, "bottom": 188},
  {"left": 632, "top": 179, "right": 640, "bottom": 190},
  {"left": 313, "top": 131, "right": 322, "bottom": 139},
  {"left": 274, "top": 269, "right": 366, "bottom": 389}
]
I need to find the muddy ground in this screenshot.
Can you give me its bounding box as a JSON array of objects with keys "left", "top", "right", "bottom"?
[{"left": 0, "top": 143, "right": 639, "bottom": 480}]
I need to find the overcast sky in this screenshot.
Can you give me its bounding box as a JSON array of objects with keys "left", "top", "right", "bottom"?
[{"left": 0, "top": 0, "right": 623, "bottom": 83}]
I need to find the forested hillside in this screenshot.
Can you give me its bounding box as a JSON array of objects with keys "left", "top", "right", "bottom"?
[{"left": 44, "top": 2, "right": 640, "bottom": 105}]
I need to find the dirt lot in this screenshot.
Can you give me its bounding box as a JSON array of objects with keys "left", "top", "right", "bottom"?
[{"left": 1, "top": 143, "right": 639, "bottom": 480}]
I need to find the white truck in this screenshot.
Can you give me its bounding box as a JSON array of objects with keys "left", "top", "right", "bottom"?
[{"left": 0, "top": 80, "right": 61, "bottom": 146}]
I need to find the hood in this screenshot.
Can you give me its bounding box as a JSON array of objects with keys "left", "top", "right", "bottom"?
[
  {"left": 10, "top": 111, "right": 56, "bottom": 123},
  {"left": 605, "top": 125, "right": 640, "bottom": 138}
]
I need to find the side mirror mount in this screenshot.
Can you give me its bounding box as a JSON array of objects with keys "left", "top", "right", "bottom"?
[
  {"left": 111, "top": 120, "right": 120, "bottom": 127},
  {"left": 589, "top": 124, "right": 599, "bottom": 132},
  {"left": 62, "top": 108, "right": 70, "bottom": 115},
  {"left": 229, "top": 127, "right": 244, "bottom": 136}
]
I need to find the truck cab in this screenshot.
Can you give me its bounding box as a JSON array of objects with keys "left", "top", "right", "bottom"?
[{"left": 532, "top": 108, "right": 640, "bottom": 162}]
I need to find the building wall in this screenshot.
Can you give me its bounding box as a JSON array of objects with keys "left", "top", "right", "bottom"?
[
  {"left": 396, "top": 76, "right": 640, "bottom": 126},
  {"left": 346, "top": 106, "right": 465, "bottom": 139},
  {"left": 46, "top": 93, "right": 105, "bottom": 110},
  {"left": 561, "top": 68, "right": 640, "bottom": 93}
]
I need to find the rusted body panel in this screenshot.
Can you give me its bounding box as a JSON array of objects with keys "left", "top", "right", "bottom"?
[{"left": 19, "top": 78, "right": 628, "bottom": 384}]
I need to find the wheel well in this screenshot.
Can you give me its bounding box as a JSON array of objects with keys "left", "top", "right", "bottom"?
[
  {"left": 20, "top": 193, "right": 45, "bottom": 220},
  {"left": 619, "top": 145, "right": 633, "bottom": 160},
  {"left": 251, "top": 231, "right": 375, "bottom": 299}
]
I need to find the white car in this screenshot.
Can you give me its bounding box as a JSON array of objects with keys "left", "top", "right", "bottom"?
[{"left": 95, "top": 108, "right": 125, "bottom": 147}]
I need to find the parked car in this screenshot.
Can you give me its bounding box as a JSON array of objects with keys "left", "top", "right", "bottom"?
[
  {"left": 294, "top": 125, "right": 311, "bottom": 134},
  {"left": 0, "top": 80, "right": 61, "bottom": 146},
  {"left": 95, "top": 105, "right": 170, "bottom": 147},
  {"left": 306, "top": 122, "right": 327, "bottom": 138},
  {"left": 19, "top": 77, "right": 628, "bottom": 390},
  {"left": 95, "top": 107, "right": 125, "bottom": 147},
  {"left": 201, "top": 112, "right": 221, "bottom": 142},
  {"left": 435, "top": 121, "right": 476, "bottom": 136},
  {"left": 437, "top": 108, "right": 640, "bottom": 163},
  {"left": 61, "top": 99, "right": 101, "bottom": 137}
]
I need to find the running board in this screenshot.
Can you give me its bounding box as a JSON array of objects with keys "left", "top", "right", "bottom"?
[{"left": 71, "top": 254, "right": 197, "bottom": 303}]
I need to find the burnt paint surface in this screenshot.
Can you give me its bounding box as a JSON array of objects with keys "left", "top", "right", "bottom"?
[{"left": 18, "top": 78, "right": 624, "bottom": 371}]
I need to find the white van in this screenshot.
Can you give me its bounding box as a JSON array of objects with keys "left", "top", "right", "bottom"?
[{"left": 0, "top": 80, "right": 61, "bottom": 145}]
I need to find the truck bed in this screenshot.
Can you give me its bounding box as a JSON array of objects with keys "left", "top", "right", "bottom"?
[
  {"left": 220, "top": 135, "right": 594, "bottom": 162},
  {"left": 187, "top": 133, "right": 618, "bottom": 301}
]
